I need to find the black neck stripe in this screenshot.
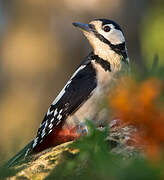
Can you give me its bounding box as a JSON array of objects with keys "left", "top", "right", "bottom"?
[
  {"left": 89, "top": 24, "right": 128, "bottom": 60},
  {"left": 90, "top": 53, "right": 111, "bottom": 72}
]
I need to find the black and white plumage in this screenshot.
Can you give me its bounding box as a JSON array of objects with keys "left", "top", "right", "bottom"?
[
  {"left": 32, "top": 55, "right": 98, "bottom": 151},
  {"left": 6, "top": 18, "right": 129, "bottom": 167}
]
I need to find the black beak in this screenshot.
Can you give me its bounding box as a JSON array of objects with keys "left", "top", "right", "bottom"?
[{"left": 72, "top": 22, "right": 91, "bottom": 32}]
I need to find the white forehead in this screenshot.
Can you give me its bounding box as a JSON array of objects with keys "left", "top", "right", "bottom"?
[{"left": 90, "top": 21, "right": 125, "bottom": 45}]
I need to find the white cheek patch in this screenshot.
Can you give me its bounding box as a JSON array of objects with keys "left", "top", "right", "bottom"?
[
  {"left": 98, "top": 26, "right": 125, "bottom": 45},
  {"left": 108, "top": 29, "right": 125, "bottom": 45}
]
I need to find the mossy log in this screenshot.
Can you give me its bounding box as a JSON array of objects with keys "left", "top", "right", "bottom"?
[
  {"left": 7, "top": 142, "right": 76, "bottom": 180},
  {"left": 7, "top": 123, "right": 138, "bottom": 180}
]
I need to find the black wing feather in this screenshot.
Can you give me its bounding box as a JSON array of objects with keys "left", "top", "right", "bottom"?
[
  {"left": 32, "top": 55, "right": 97, "bottom": 149},
  {"left": 59, "top": 62, "right": 97, "bottom": 114}
]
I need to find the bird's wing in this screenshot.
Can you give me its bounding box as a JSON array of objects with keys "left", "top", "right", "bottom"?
[
  {"left": 5, "top": 54, "right": 97, "bottom": 167},
  {"left": 32, "top": 59, "right": 97, "bottom": 149}
]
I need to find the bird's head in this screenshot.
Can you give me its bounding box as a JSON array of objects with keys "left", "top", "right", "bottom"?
[{"left": 73, "top": 19, "right": 129, "bottom": 66}]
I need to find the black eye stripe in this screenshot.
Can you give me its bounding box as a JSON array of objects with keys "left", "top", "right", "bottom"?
[{"left": 88, "top": 24, "right": 127, "bottom": 60}]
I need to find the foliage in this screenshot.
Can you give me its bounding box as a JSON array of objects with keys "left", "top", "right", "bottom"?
[
  {"left": 110, "top": 58, "right": 164, "bottom": 159},
  {"left": 45, "top": 122, "right": 162, "bottom": 180},
  {"left": 0, "top": 165, "right": 25, "bottom": 180},
  {"left": 46, "top": 59, "right": 164, "bottom": 180}
]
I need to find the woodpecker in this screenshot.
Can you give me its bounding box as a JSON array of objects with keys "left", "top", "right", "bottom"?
[{"left": 6, "top": 18, "right": 129, "bottom": 167}]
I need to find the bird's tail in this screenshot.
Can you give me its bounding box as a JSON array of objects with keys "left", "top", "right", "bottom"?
[{"left": 5, "top": 140, "right": 33, "bottom": 168}]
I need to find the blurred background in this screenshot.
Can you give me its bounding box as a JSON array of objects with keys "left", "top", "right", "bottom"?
[{"left": 0, "top": 0, "right": 163, "bottom": 162}]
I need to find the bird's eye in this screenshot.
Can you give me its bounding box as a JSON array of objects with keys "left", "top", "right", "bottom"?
[{"left": 103, "top": 25, "right": 111, "bottom": 32}]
